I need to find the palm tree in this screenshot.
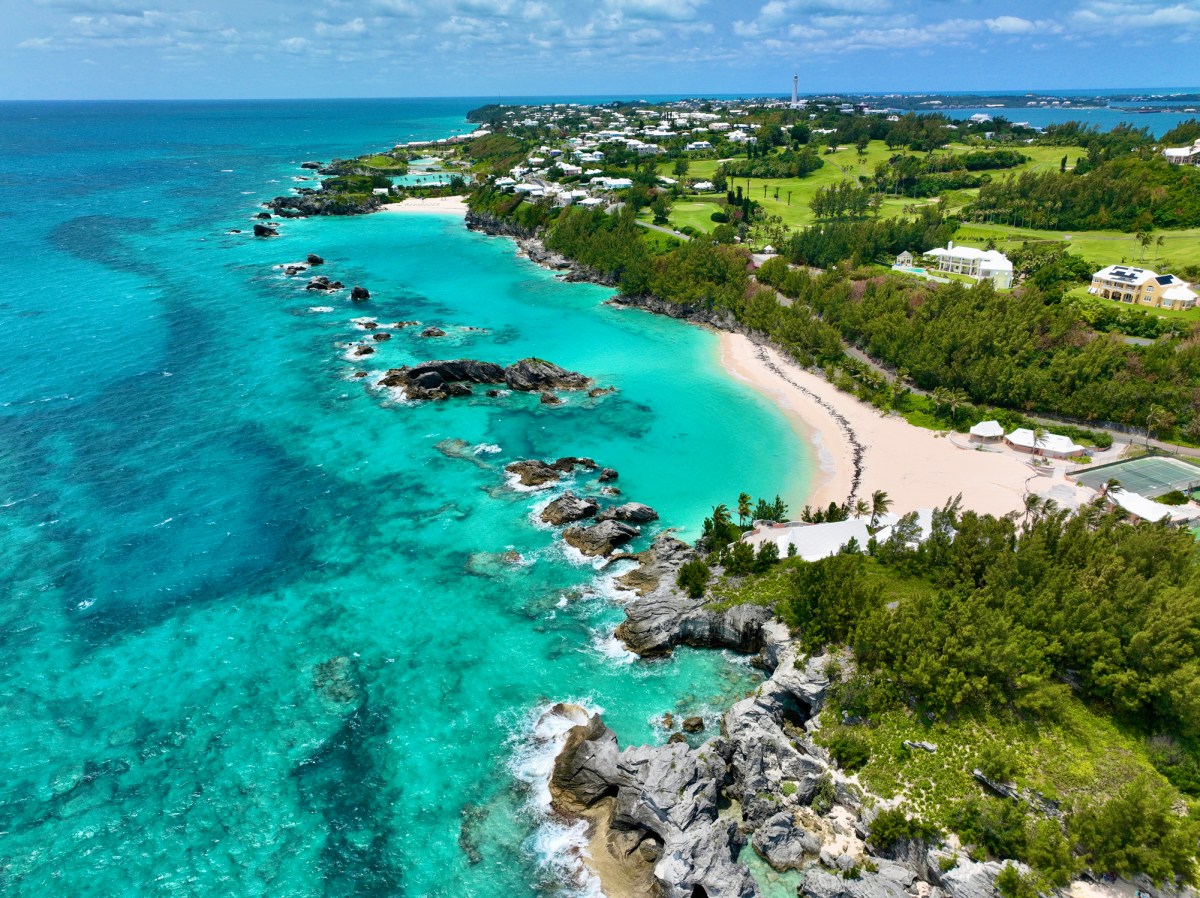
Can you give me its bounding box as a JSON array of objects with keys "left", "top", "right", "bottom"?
[
  {"left": 1147, "top": 405, "right": 1175, "bottom": 442},
  {"left": 1032, "top": 427, "right": 1048, "bottom": 455},
  {"left": 1021, "top": 493, "right": 1041, "bottom": 526},
  {"left": 737, "top": 492, "right": 752, "bottom": 528},
  {"left": 854, "top": 499, "right": 870, "bottom": 518},
  {"left": 868, "top": 490, "right": 893, "bottom": 530},
  {"left": 931, "top": 386, "right": 951, "bottom": 419},
  {"left": 946, "top": 388, "right": 970, "bottom": 425}
]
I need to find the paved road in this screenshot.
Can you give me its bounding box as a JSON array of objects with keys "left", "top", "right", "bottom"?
[{"left": 635, "top": 219, "right": 692, "bottom": 241}]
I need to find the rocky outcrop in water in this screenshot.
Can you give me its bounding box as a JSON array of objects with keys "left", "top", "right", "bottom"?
[
  {"left": 506, "top": 460, "right": 565, "bottom": 488},
  {"left": 351, "top": 285, "right": 370, "bottom": 301},
  {"left": 597, "top": 502, "right": 658, "bottom": 524},
  {"left": 253, "top": 223, "right": 278, "bottom": 237},
  {"left": 307, "top": 253, "right": 325, "bottom": 265},
  {"left": 375, "top": 358, "right": 597, "bottom": 402},
  {"left": 307, "top": 276, "right": 345, "bottom": 292},
  {"left": 563, "top": 519, "right": 639, "bottom": 557},
  {"left": 268, "top": 192, "right": 382, "bottom": 217},
  {"left": 504, "top": 358, "right": 592, "bottom": 392},
  {"left": 541, "top": 491, "right": 599, "bottom": 526}
]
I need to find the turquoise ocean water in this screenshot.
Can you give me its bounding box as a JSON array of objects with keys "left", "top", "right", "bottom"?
[{"left": 0, "top": 99, "right": 811, "bottom": 896}]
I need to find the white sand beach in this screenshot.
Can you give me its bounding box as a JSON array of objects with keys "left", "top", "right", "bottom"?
[
  {"left": 381, "top": 196, "right": 468, "bottom": 214},
  {"left": 718, "top": 332, "right": 1033, "bottom": 517}
]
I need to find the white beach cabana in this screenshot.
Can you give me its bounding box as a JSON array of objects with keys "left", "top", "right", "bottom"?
[
  {"left": 969, "top": 420, "right": 1004, "bottom": 443},
  {"left": 1004, "top": 428, "right": 1085, "bottom": 458}
]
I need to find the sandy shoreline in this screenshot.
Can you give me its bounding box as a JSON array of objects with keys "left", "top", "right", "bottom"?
[
  {"left": 381, "top": 196, "right": 468, "bottom": 214},
  {"left": 718, "top": 332, "right": 1032, "bottom": 517}
]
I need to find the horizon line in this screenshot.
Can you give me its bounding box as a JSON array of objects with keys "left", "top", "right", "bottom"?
[{"left": 3, "top": 86, "right": 1200, "bottom": 104}]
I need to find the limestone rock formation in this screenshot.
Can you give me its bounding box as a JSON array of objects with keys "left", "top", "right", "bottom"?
[
  {"left": 753, "top": 811, "right": 822, "bottom": 872},
  {"left": 505, "top": 460, "right": 565, "bottom": 489},
  {"left": 540, "top": 492, "right": 600, "bottom": 526},
  {"left": 613, "top": 534, "right": 774, "bottom": 657},
  {"left": 504, "top": 358, "right": 592, "bottom": 392},
  {"left": 550, "top": 712, "right": 757, "bottom": 898},
  {"left": 563, "top": 519, "right": 640, "bottom": 557},
  {"left": 597, "top": 502, "right": 659, "bottom": 524}
]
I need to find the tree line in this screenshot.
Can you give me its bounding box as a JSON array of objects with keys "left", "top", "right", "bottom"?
[{"left": 967, "top": 155, "right": 1200, "bottom": 231}]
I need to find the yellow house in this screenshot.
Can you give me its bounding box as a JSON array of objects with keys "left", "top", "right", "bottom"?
[{"left": 1089, "top": 265, "right": 1198, "bottom": 311}]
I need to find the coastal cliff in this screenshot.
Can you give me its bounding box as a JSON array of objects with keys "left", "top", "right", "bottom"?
[
  {"left": 613, "top": 533, "right": 773, "bottom": 658},
  {"left": 465, "top": 211, "right": 620, "bottom": 286},
  {"left": 550, "top": 619, "right": 1040, "bottom": 898}
]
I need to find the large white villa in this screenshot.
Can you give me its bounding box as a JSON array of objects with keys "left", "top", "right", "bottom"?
[
  {"left": 1089, "top": 265, "right": 1198, "bottom": 311},
  {"left": 1164, "top": 139, "right": 1200, "bottom": 166},
  {"left": 923, "top": 242, "right": 1014, "bottom": 289}
]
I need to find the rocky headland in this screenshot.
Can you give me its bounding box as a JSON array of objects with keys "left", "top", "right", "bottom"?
[
  {"left": 267, "top": 191, "right": 384, "bottom": 217},
  {"left": 539, "top": 536, "right": 1059, "bottom": 898},
  {"left": 465, "top": 211, "right": 619, "bottom": 286}
]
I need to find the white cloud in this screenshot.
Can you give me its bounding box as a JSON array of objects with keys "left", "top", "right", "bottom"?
[
  {"left": 1073, "top": 0, "right": 1200, "bottom": 30},
  {"left": 601, "top": 0, "right": 706, "bottom": 22},
  {"left": 314, "top": 18, "right": 367, "bottom": 37},
  {"left": 985, "top": 15, "right": 1036, "bottom": 33},
  {"left": 279, "top": 36, "right": 311, "bottom": 53}
]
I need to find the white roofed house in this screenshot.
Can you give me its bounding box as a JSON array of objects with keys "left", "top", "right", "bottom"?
[
  {"left": 1164, "top": 139, "right": 1200, "bottom": 166},
  {"left": 686, "top": 140, "right": 714, "bottom": 151},
  {"left": 923, "top": 242, "right": 1013, "bottom": 289}
]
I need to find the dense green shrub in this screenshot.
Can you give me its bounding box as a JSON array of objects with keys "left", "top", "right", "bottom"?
[
  {"left": 868, "top": 807, "right": 941, "bottom": 851},
  {"left": 1071, "top": 774, "right": 1200, "bottom": 884},
  {"left": 676, "top": 558, "right": 711, "bottom": 599},
  {"left": 826, "top": 728, "right": 872, "bottom": 772}
]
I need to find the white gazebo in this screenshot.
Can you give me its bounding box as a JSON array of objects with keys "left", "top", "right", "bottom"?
[{"left": 969, "top": 420, "right": 1004, "bottom": 443}]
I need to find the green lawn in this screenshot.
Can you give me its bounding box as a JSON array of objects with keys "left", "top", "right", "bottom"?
[
  {"left": 660, "top": 200, "right": 726, "bottom": 233},
  {"left": 657, "top": 141, "right": 1090, "bottom": 237},
  {"left": 950, "top": 222, "right": 1200, "bottom": 271}
]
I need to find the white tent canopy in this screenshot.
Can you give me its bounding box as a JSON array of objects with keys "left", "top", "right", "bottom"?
[{"left": 970, "top": 420, "right": 1004, "bottom": 439}]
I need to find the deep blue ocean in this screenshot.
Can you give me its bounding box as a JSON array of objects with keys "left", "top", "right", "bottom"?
[{"left": 0, "top": 98, "right": 811, "bottom": 896}]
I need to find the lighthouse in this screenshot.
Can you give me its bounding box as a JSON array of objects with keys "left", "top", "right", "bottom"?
[{"left": 790, "top": 73, "right": 800, "bottom": 109}]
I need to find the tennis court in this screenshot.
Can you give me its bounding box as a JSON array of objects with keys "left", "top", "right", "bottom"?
[{"left": 1072, "top": 456, "right": 1200, "bottom": 498}]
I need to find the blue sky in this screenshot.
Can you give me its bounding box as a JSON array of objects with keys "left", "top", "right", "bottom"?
[{"left": 5, "top": 0, "right": 1200, "bottom": 100}]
